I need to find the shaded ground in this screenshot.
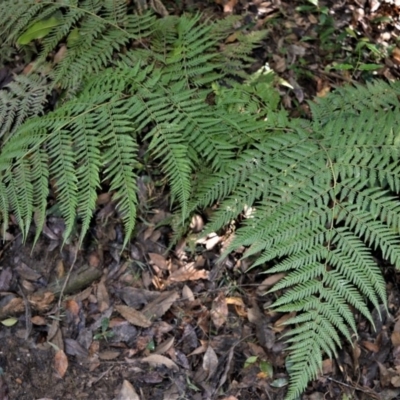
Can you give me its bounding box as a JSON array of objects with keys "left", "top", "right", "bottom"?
[{"left": 3, "top": 1, "right": 400, "bottom": 400}]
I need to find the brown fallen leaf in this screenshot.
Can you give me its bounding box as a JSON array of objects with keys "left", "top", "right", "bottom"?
[
  {"left": 97, "top": 280, "right": 110, "bottom": 312},
  {"left": 54, "top": 349, "right": 68, "bottom": 378},
  {"left": 99, "top": 351, "right": 120, "bottom": 360},
  {"left": 167, "top": 263, "right": 209, "bottom": 284},
  {"left": 148, "top": 253, "right": 168, "bottom": 270},
  {"left": 203, "top": 345, "right": 218, "bottom": 380},
  {"left": 114, "top": 380, "right": 140, "bottom": 400},
  {"left": 257, "top": 273, "right": 285, "bottom": 293},
  {"left": 141, "top": 354, "right": 179, "bottom": 371},
  {"left": 31, "top": 315, "right": 47, "bottom": 326},
  {"left": 115, "top": 305, "right": 152, "bottom": 328},
  {"left": 154, "top": 337, "right": 174, "bottom": 355},
  {"left": 211, "top": 292, "right": 228, "bottom": 329},
  {"left": 362, "top": 340, "right": 380, "bottom": 353},
  {"left": 142, "top": 291, "right": 179, "bottom": 321},
  {"left": 28, "top": 291, "right": 55, "bottom": 311}
]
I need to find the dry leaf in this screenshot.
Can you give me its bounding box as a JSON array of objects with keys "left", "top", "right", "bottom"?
[
  {"left": 115, "top": 305, "right": 152, "bottom": 328},
  {"left": 211, "top": 292, "right": 228, "bottom": 329},
  {"left": 203, "top": 345, "right": 218, "bottom": 380},
  {"left": 0, "top": 297, "right": 24, "bottom": 315},
  {"left": 362, "top": 340, "right": 380, "bottom": 353},
  {"left": 15, "top": 262, "right": 41, "bottom": 281},
  {"left": 54, "top": 349, "right": 68, "bottom": 378},
  {"left": 182, "top": 285, "right": 194, "bottom": 302},
  {"left": 273, "top": 312, "right": 295, "bottom": 333},
  {"left": 154, "top": 337, "right": 174, "bottom": 355},
  {"left": 149, "top": 253, "right": 168, "bottom": 270},
  {"left": 54, "top": 44, "right": 67, "bottom": 64},
  {"left": 99, "top": 351, "right": 120, "bottom": 360},
  {"left": 168, "top": 263, "right": 209, "bottom": 284},
  {"left": 114, "top": 380, "right": 140, "bottom": 400},
  {"left": 28, "top": 291, "right": 54, "bottom": 311},
  {"left": 392, "top": 332, "right": 400, "bottom": 347},
  {"left": 257, "top": 273, "right": 285, "bottom": 293},
  {"left": 31, "top": 315, "right": 47, "bottom": 325},
  {"left": 141, "top": 354, "right": 179, "bottom": 371},
  {"left": 97, "top": 280, "right": 110, "bottom": 312},
  {"left": 142, "top": 291, "right": 179, "bottom": 321}
]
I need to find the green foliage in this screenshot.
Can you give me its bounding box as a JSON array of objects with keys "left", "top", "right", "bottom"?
[
  {"left": 1, "top": 1, "right": 400, "bottom": 399},
  {"left": 0, "top": 73, "right": 51, "bottom": 140},
  {"left": 0, "top": 1, "right": 268, "bottom": 247},
  {"left": 190, "top": 79, "right": 400, "bottom": 399}
]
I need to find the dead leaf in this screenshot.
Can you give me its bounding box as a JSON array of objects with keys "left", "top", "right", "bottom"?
[
  {"left": 54, "top": 44, "right": 67, "bottom": 64},
  {"left": 54, "top": 349, "right": 68, "bottom": 378},
  {"left": 99, "top": 351, "right": 120, "bottom": 360},
  {"left": 64, "top": 339, "right": 88, "bottom": 358},
  {"left": 392, "top": 47, "right": 400, "bottom": 65},
  {"left": 392, "top": 332, "right": 400, "bottom": 347},
  {"left": 211, "top": 292, "right": 228, "bottom": 329},
  {"left": 182, "top": 285, "right": 194, "bottom": 302},
  {"left": 142, "top": 291, "right": 179, "bottom": 321},
  {"left": 322, "top": 359, "right": 333, "bottom": 375},
  {"left": 28, "top": 291, "right": 54, "bottom": 311},
  {"left": 362, "top": 340, "right": 380, "bottom": 353},
  {"left": 0, "top": 268, "right": 12, "bottom": 291},
  {"left": 203, "top": 345, "right": 218, "bottom": 380},
  {"left": 15, "top": 262, "right": 41, "bottom": 281},
  {"left": 168, "top": 263, "right": 209, "bottom": 284},
  {"left": 0, "top": 297, "right": 24, "bottom": 315},
  {"left": 31, "top": 315, "right": 47, "bottom": 326},
  {"left": 273, "top": 312, "right": 295, "bottom": 333},
  {"left": 226, "top": 296, "right": 246, "bottom": 317},
  {"left": 115, "top": 305, "right": 152, "bottom": 328},
  {"left": 141, "top": 354, "right": 179, "bottom": 371},
  {"left": 114, "top": 380, "right": 140, "bottom": 400},
  {"left": 149, "top": 253, "right": 168, "bottom": 270},
  {"left": 154, "top": 337, "right": 174, "bottom": 355},
  {"left": 97, "top": 280, "right": 110, "bottom": 312},
  {"left": 257, "top": 273, "right": 285, "bottom": 293},
  {"left": 215, "top": 0, "right": 237, "bottom": 14}
]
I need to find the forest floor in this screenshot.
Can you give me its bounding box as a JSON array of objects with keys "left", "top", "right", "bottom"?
[{"left": 1, "top": 1, "right": 400, "bottom": 400}]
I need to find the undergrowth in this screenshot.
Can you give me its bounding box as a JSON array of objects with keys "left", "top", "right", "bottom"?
[{"left": 1, "top": 1, "right": 400, "bottom": 398}]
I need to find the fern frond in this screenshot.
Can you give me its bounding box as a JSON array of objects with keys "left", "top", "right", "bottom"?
[{"left": 0, "top": 73, "right": 51, "bottom": 139}]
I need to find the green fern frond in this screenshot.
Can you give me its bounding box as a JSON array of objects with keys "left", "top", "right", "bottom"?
[
  {"left": 188, "top": 80, "right": 400, "bottom": 399},
  {"left": 0, "top": 73, "right": 51, "bottom": 139}
]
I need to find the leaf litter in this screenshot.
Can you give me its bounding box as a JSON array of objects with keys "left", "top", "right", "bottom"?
[{"left": 1, "top": 1, "right": 400, "bottom": 400}]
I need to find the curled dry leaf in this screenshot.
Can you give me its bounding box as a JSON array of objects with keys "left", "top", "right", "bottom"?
[
  {"left": 167, "top": 263, "right": 209, "bottom": 284},
  {"left": 28, "top": 291, "right": 55, "bottom": 311},
  {"left": 54, "top": 349, "right": 68, "bottom": 378},
  {"left": 141, "top": 354, "right": 179, "bottom": 371},
  {"left": 115, "top": 305, "right": 152, "bottom": 328}
]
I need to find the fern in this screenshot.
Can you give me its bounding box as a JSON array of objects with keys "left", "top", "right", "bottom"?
[
  {"left": 0, "top": 3, "right": 267, "bottom": 247},
  {"left": 1, "top": 1, "right": 400, "bottom": 398},
  {"left": 0, "top": 73, "right": 51, "bottom": 140},
  {"left": 189, "top": 80, "right": 400, "bottom": 399}
]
